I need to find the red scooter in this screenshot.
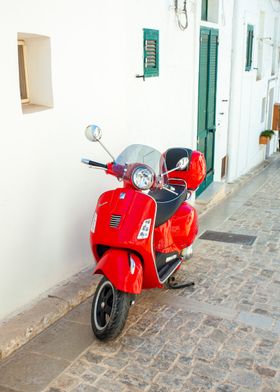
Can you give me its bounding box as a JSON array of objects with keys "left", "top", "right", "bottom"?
[{"left": 82, "top": 125, "right": 206, "bottom": 340}]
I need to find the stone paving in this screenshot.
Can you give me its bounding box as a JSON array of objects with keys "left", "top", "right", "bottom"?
[
  {"left": 0, "top": 157, "right": 280, "bottom": 392},
  {"left": 42, "top": 159, "right": 280, "bottom": 391}
]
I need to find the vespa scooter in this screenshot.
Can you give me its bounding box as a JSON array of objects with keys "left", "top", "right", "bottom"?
[{"left": 82, "top": 125, "right": 206, "bottom": 340}]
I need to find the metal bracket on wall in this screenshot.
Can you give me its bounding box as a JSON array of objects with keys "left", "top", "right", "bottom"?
[{"left": 136, "top": 74, "right": 145, "bottom": 81}]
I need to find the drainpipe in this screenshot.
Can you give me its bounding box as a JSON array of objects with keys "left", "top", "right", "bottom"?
[{"left": 226, "top": 0, "right": 242, "bottom": 183}]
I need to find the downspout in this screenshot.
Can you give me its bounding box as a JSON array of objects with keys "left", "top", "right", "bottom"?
[
  {"left": 191, "top": 0, "right": 201, "bottom": 150},
  {"left": 226, "top": 0, "right": 241, "bottom": 183}
]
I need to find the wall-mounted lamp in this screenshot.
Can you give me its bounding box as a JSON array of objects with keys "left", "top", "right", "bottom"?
[{"left": 174, "top": 0, "right": 188, "bottom": 31}]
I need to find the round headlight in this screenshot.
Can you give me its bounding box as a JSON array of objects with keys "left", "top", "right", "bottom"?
[{"left": 132, "top": 166, "right": 154, "bottom": 190}]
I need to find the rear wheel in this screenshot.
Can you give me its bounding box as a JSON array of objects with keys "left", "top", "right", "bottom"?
[{"left": 91, "top": 276, "right": 131, "bottom": 340}]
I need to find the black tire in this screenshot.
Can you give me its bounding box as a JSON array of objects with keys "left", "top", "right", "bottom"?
[{"left": 91, "top": 276, "right": 131, "bottom": 340}]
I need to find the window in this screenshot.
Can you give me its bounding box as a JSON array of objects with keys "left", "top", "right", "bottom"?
[
  {"left": 18, "top": 40, "right": 29, "bottom": 103},
  {"left": 143, "top": 29, "right": 159, "bottom": 78},
  {"left": 201, "top": 0, "right": 208, "bottom": 21},
  {"left": 201, "top": 0, "right": 219, "bottom": 24},
  {"left": 245, "top": 25, "right": 254, "bottom": 71},
  {"left": 17, "top": 33, "right": 53, "bottom": 113}
]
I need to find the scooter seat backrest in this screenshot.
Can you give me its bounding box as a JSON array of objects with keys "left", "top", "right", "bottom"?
[{"left": 165, "top": 148, "right": 192, "bottom": 171}]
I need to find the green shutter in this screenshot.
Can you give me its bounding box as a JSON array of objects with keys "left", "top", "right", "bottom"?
[
  {"left": 207, "top": 29, "right": 218, "bottom": 129},
  {"left": 197, "top": 27, "right": 219, "bottom": 197},
  {"left": 143, "top": 29, "right": 159, "bottom": 78},
  {"left": 198, "top": 29, "right": 209, "bottom": 133},
  {"left": 245, "top": 25, "right": 254, "bottom": 71},
  {"left": 201, "top": 0, "right": 208, "bottom": 21}
]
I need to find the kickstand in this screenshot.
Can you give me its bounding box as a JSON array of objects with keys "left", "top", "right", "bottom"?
[{"left": 166, "top": 276, "right": 195, "bottom": 290}]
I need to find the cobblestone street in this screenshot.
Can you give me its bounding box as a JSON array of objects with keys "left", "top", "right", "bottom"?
[{"left": 0, "top": 157, "right": 280, "bottom": 392}]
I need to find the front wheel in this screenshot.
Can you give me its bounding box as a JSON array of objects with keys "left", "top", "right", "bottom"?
[{"left": 91, "top": 276, "right": 131, "bottom": 340}]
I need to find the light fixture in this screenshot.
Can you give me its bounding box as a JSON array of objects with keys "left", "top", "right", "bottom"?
[{"left": 174, "top": 0, "right": 188, "bottom": 31}]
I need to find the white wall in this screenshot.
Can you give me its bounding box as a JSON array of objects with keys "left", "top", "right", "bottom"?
[
  {"left": 1, "top": 0, "right": 279, "bottom": 320},
  {"left": 227, "top": 0, "right": 280, "bottom": 182},
  {"left": 200, "top": 0, "right": 235, "bottom": 182},
  {"left": 0, "top": 0, "right": 200, "bottom": 320}
]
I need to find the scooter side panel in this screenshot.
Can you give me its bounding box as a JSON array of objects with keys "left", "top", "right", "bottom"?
[
  {"left": 171, "top": 202, "right": 198, "bottom": 248},
  {"left": 154, "top": 219, "right": 178, "bottom": 253},
  {"left": 94, "top": 249, "right": 143, "bottom": 294},
  {"left": 91, "top": 188, "right": 162, "bottom": 289},
  {"left": 153, "top": 202, "right": 198, "bottom": 253}
]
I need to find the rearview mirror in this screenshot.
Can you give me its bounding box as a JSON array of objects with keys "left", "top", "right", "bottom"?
[
  {"left": 176, "top": 157, "right": 189, "bottom": 170},
  {"left": 85, "top": 125, "right": 102, "bottom": 142}
]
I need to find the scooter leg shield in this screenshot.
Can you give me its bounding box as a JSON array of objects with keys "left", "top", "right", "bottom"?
[{"left": 94, "top": 249, "right": 143, "bottom": 294}]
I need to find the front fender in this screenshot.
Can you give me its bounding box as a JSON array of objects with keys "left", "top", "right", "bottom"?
[{"left": 94, "top": 249, "right": 143, "bottom": 294}]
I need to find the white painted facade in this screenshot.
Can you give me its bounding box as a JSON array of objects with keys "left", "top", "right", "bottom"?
[
  {"left": 0, "top": 0, "right": 279, "bottom": 320},
  {"left": 227, "top": 0, "right": 280, "bottom": 182}
]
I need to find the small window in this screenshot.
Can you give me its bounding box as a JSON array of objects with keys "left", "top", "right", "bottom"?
[
  {"left": 17, "top": 33, "right": 53, "bottom": 114},
  {"left": 18, "top": 40, "right": 29, "bottom": 103},
  {"left": 201, "top": 0, "right": 219, "bottom": 23},
  {"left": 245, "top": 25, "right": 254, "bottom": 71},
  {"left": 201, "top": 0, "right": 208, "bottom": 21},
  {"left": 143, "top": 29, "right": 159, "bottom": 78}
]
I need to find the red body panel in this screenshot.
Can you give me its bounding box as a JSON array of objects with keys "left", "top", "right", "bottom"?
[
  {"left": 171, "top": 202, "right": 198, "bottom": 247},
  {"left": 168, "top": 151, "right": 206, "bottom": 190},
  {"left": 91, "top": 188, "right": 162, "bottom": 289},
  {"left": 154, "top": 202, "right": 198, "bottom": 253},
  {"left": 91, "top": 171, "right": 200, "bottom": 291},
  {"left": 94, "top": 249, "right": 143, "bottom": 294}
]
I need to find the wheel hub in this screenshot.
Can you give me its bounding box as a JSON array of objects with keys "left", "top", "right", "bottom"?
[{"left": 93, "top": 280, "right": 114, "bottom": 330}]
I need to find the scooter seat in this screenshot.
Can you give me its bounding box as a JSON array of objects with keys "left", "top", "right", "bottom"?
[{"left": 148, "top": 184, "right": 188, "bottom": 227}]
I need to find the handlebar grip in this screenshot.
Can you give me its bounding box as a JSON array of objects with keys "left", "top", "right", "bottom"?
[{"left": 81, "top": 158, "right": 107, "bottom": 169}]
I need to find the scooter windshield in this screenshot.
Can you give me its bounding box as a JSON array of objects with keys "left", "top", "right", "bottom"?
[{"left": 116, "top": 144, "right": 167, "bottom": 177}]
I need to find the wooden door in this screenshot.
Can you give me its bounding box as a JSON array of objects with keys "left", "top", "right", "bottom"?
[{"left": 196, "top": 27, "right": 219, "bottom": 196}]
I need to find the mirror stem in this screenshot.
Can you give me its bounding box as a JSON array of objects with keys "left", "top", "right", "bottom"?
[
  {"left": 98, "top": 140, "right": 115, "bottom": 162},
  {"left": 160, "top": 167, "right": 178, "bottom": 177}
]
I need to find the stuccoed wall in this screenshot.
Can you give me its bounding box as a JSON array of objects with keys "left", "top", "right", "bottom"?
[
  {"left": 1, "top": 0, "right": 279, "bottom": 320},
  {"left": 0, "top": 0, "right": 201, "bottom": 319},
  {"left": 200, "top": 0, "right": 235, "bottom": 182},
  {"left": 227, "top": 0, "right": 280, "bottom": 182}
]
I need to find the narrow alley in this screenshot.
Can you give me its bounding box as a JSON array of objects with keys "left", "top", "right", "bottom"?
[{"left": 0, "top": 156, "right": 279, "bottom": 392}]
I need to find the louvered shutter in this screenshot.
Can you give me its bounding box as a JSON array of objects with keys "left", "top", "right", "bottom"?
[
  {"left": 143, "top": 29, "right": 159, "bottom": 78},
  {"left": 196, "top": 27, "right": 219, "bottom": 197},
  {"left": 207, "top": 29, "right": 218, "bottom": 130},
  {"left": 198, "top": 30, "right": 209, "bottom": 134}
]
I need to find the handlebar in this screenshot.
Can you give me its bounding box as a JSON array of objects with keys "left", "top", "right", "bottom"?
[
  {"left": 81, "top": 159, "right": 190, "bottom": 196},
  {"left": 81, "top": 158, "right": 108, "bottom": 169}
]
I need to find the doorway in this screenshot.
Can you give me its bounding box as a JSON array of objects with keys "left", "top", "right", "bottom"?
[{"left": 196, "top": 27, "right": 219, "bottom": 196}]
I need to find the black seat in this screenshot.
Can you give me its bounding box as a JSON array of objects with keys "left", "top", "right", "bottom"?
[{"left": 149, "top": 184, "right": 187, "bottom": 227}]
